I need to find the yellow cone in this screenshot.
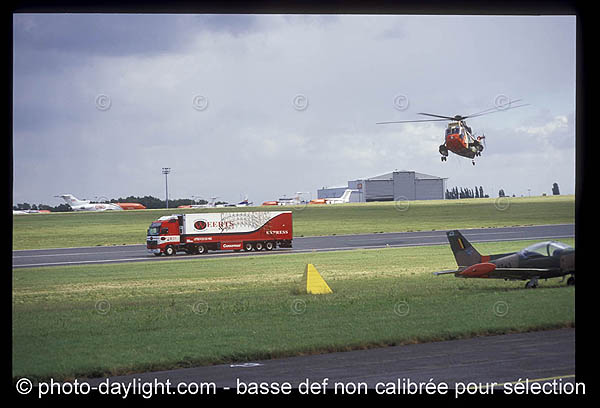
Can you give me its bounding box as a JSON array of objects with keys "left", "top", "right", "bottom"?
[{"left": 302, "top": 264, "right": 333, "bottom": 294}]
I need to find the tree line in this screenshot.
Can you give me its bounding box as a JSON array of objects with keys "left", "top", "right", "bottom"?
[
  {"left": 108, "top": 195, "right": 210, "bottom": 209},
  {"left": 446, "top": 182, "right": 561, "bottom": 200},
  {"left": 445, "top": 186, "right": 488, "bottom": 199}
]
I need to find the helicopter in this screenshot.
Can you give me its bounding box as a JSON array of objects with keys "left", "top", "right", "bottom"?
[{"left": 376, "top": 99, "right": 529, "bottom": 165}]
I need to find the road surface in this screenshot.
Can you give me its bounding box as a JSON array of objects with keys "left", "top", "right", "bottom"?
[
  {"left": 82, "top": 328, "right": 577, "bottom": 394},
  {"left": 12, "top": 224, "right": 574, "bottom": 268}
]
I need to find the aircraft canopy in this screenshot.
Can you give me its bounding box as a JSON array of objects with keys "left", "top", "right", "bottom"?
[{"left": 519, "top": 241, "right": 572, "bottom": 258}]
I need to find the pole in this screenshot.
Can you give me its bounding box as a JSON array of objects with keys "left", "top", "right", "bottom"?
[{"left": 162, "top": 168, "right": 171, "bottom": 209}]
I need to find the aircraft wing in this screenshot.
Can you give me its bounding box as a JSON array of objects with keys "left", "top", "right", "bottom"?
[
  {"left": 434, "top": 266, "right": 556, "bottom": 280},
  {"left": 488, "top": 267, "right": 554, "bottom": 280},
  {"left": 433, "top": 269, "right": 461, "bottom": 276}
]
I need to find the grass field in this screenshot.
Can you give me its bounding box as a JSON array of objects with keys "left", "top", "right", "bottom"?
[
  {"left": 12, "top": 239, "right": 575, "bottom": 381},
  {"left": 12, "top": 195, "right": 575, "bottom": 250}
]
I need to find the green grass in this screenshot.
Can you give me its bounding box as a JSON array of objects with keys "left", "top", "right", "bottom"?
[
  {"left": 12, "top": 195, "right": 574, "bottom": 250},
  {"left": 12, "top": 239, "right": 575, "bottom": 381}
]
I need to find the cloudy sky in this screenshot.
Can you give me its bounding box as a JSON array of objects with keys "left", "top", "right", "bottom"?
[{"left": 12, "top": 13, "right": 576, "bottom": 206}]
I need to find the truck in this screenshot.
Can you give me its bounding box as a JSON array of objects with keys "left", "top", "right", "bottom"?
[{"left": 146, "top": 211, "right": 293, "bottom": 256}]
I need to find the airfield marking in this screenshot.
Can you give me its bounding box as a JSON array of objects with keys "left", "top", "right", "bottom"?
[
  {"left": 12, "top": 225, "right": 574, "bottom": 268},
  {"left": 11, "top": 249, "right": 144, "bottom": 258},
  {"left": 497, "top": 374, "right": 576, "bottom": 386},
  {"left": 13, "top": 234, "right": 574, "bottom": 268},
  {"left": 14, "top": 257, "right": 161, "bottom": 268},
  {"left": 487, "top": 374, "right": 577, "bottom": 390},
  {"left": 12, "top": 233, "right": 573, "bottom": 260},
  {"left": 295, "top": 223, "right": 576, "bottom": 240},
  {"left": 459, "top": 373, "right": 576, "bottom": 392}
]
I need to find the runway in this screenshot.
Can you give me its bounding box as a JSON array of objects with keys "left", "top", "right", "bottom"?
[
  {"left": 12, "top": 224, "right": 574, "bottom": 268},
  {"left": 82, "top": 328, "right": 576, "bottom": 393}
]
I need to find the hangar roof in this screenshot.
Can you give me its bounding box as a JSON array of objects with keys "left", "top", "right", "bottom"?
[{"left": 362, "top": 170, "right": 446, "bottom": 181}]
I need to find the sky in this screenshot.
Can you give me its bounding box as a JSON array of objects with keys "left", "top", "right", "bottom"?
[{"left": 12, "top": 13, "right": 576, "bottom": 206}]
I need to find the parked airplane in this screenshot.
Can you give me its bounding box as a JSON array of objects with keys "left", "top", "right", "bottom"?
[
  {"left": 57, "top": 194, "right": 122, "bottom": 211},
  {"left": 434, "top": 230, "right": 575, "bottom": 288},
  {"left": 262, "top": 192, "right": 307, "bottom": 206},
  {"left": 278, "top": 195, "right": 302, "bottom": 206},
  {"left": 56, "top": 194, "right": 145, "bottom": 211},
  {"left": 235, "top": 198, "right": 253, "bottom": 207},
  {"left": 116, "top": 202, "right": 146, "bottom": 210},
  {"left": 13, "top": 209, "right": 51, "bottom": 215},
  {"left": 310, "top": 189, "right": 357, "bottom": 205}
]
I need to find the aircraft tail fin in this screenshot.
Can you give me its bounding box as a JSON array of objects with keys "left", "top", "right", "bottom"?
[
  {"left": 57, "top": 194, "right": 89, "bottom": 206},
  {"left": 446, "top": 230, "right": 482, "bottom": 267},
  {"left": 340, "top": 189, "right": 357, "bottom": 202}
]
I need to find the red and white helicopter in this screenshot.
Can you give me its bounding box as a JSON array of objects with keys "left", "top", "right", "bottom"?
[{"left": 377, "top": 99, "right": 528, "bottom": 165}]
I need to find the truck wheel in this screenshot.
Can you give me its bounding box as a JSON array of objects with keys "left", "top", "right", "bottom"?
[
  {"left": 197, "top": 244, "right": 207, "bottom": 255},
  {"left": 243, "top": 242, "right": 253, "bottom": 252},
  {"left": 254, "top": 242, "right": 264, "bottom": 251},
  {"left": 265, "top": 241, "right": 274, "bottom": 251},
  {"left": 164, "top": 245, "right": 175, "bottom": 256}
]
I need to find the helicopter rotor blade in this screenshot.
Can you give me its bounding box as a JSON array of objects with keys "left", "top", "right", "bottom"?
[
  {"left": 377, "top": 99, "right": 529, "bottom": 125},
  {"left": 417, "top": 112, "right": 459, "bottom": 121},
  {"left": 463, "top": 101, "right": 529, "bottom": 120},
  {"left": 376, "top": 118, "right": 448, "bottom": 125},
  {"left": 464, "top": 99, "right": 523, "bottom": 118}
]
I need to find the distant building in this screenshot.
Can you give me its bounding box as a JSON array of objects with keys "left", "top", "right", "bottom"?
[{"left": 317, "top": 170, "right": 447, "bottom": 202}]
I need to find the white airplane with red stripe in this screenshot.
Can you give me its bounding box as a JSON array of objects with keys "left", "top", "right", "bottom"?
[{"left": 56, "top": 194, "right": 123, "bottom": 211}]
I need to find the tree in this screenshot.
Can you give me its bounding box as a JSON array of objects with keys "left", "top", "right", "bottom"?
[
  {"left": 498, "top": 189, "right": 506, "bottom": 197},
  {"left": 552, "top": 183, "right": 560, "bottom": 195}
]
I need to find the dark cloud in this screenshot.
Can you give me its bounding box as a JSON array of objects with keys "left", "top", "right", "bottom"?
[
  {"left": 15, "top": 14, "right": 190, "bottom": 55},
  {"left": 14, "top": 14, "right": 263, "bottom": 56}
]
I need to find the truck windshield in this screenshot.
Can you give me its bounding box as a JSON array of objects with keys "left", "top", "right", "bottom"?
[{"left": 147, "top": 223, "right": 161, "bottom": 236}]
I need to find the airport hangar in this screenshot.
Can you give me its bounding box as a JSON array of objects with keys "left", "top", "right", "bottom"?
[{"left": 317, "top": 170, "right": 447, "bottom": 202}]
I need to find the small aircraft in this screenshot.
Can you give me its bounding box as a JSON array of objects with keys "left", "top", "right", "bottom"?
[
  {"left": 434, "top": 230, "right": 575, "bottom": 288},
  {"left": 115, "top": 202, "right": 146, "bottom": 210},
  {"left": 278, "top": 193, "right": 304, "bottom": 206},
  {"left": 262, "top": 192, "right": 308, "bottom": 206},
  {"left": 13, "top": 209, "right": 51, "bottom": 215},
  {"left": 376, "top": 99, "right": 528, "bottom": 165},
  {"left": 56, "top": 194, "right": 145, "bottom": 211},
  {"left": 309, "top": 189, "right": 357, "bottom": 204},
  {"left": 235, "top": 196, "right": 254, "bottom": 207}
]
